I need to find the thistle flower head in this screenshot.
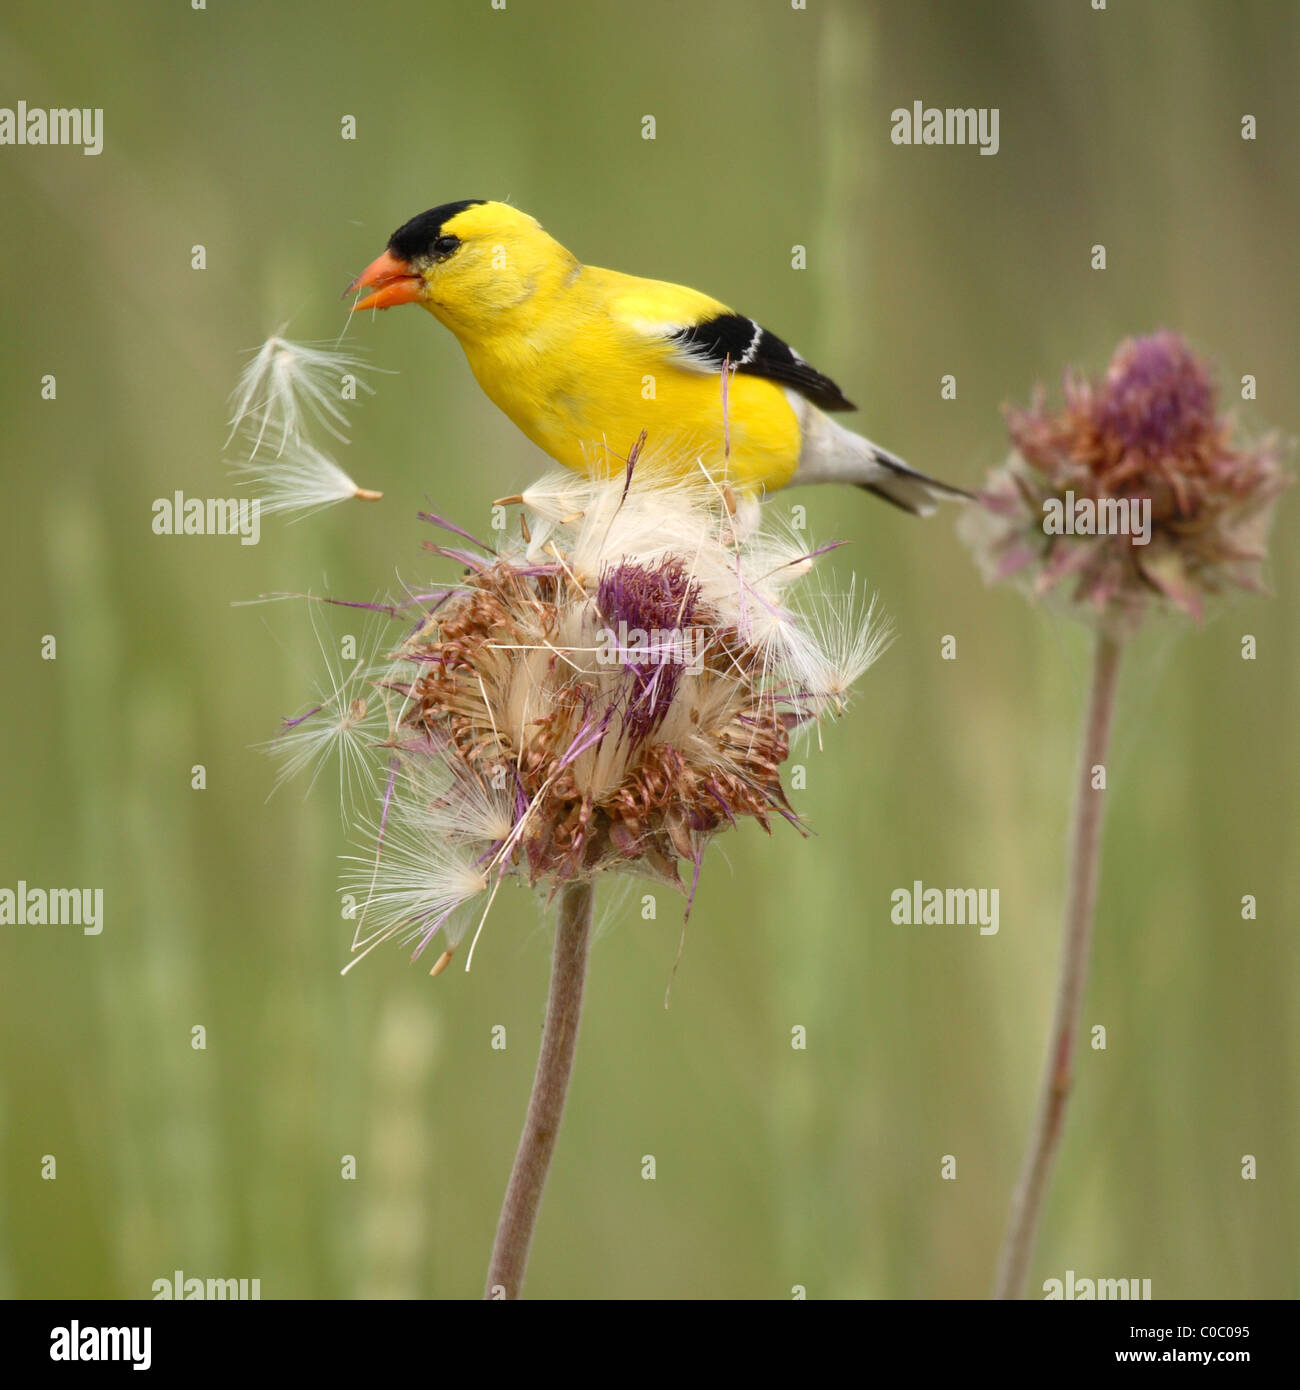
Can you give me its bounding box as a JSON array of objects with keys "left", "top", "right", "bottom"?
[
  {"left": 307, "top": 466, "right": 887, "bottom": 973},
  {"left": 963, "top": 331, "right": 1290, "bottom": 629}
]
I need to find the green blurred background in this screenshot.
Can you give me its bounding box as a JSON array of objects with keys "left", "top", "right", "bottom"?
[{"left": 1, "top": 0, "right": 1295, "bottom": 1299}]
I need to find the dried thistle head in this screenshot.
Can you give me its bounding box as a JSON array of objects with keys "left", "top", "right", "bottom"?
[
  {"left": 316, "top": 463, "right": 889, "bottom": 973},
  {"left": 962, "top": 331, "right": 1290, "bottom": 629}
]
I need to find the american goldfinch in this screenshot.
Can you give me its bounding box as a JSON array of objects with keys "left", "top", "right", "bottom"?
[{"left": 347, "top": 200, "right": 969, "bottom": 514}]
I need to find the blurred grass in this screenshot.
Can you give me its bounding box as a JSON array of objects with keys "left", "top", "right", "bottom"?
[{"left": 0, "top": 0, "right": 1295, "bottom": 1298}]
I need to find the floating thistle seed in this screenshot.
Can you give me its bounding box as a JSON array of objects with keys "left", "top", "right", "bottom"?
[
  {"left": 230, "top": 436, "right": 383, "bottom": 519},
  {"left": 325, "top": 465, "right": 889, "bottom": 973},
  {"left": 227, "top": 334, "right": 384, "bottom": 517},
  {"left": 961, "top": 331, "right": 1290, "bottom": 630},
  {"left": 228, "top": 335, "right": 375, "bottom": 455}
]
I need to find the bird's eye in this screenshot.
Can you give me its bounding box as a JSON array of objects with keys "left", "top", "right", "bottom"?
[{"left": 432, "top": 235, "right": 461, "bottom": 259}]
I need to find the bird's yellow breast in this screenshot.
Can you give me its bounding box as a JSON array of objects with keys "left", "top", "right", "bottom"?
[{"left": 447, "top": 265, "right": 803, "bottom": 494}]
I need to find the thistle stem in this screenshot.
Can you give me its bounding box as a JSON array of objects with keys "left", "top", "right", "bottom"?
[
  {"left": 484, "top": 879, "right": 594, "bottom": 1299},
  {"left": 993, "top": 631, "right": 1123, "bottom": 1299}
]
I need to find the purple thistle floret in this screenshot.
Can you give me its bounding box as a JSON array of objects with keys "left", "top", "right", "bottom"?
[
  {"left": 596, "top": 556, "right": 703, "bottom": 743},
  {"left": 1095, "top": 332, "right": 1215, "bottom": 458}
]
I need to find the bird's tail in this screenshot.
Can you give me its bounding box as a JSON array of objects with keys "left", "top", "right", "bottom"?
[
  {"left": 790, "top": 405, "right": 972, "bottom": 516},
  {"left": 856, "top": 442, "right": 975, "bottom": 517}
]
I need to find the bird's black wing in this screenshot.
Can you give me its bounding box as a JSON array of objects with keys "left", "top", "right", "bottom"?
[{"left": 666, "top": 313, "right": 856, "bottom": 413}]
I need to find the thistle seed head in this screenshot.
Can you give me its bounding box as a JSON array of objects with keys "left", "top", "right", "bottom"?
[{"left": 319, "top": 465, "right": 888, "bottom": 971}]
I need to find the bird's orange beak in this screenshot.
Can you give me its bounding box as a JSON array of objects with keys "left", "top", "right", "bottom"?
[{"left": 346, "top": 249, "right": 425, "bottom": 311}]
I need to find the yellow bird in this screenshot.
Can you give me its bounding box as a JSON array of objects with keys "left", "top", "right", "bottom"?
[{"left": 347, "top": 200, "right": 969, "bottom": 514}]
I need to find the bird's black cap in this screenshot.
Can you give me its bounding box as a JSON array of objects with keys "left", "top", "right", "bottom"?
[{"left": 388, "top": 200, "right": 487, "bottom": 261}]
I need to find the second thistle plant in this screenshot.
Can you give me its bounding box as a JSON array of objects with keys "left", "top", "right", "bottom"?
[{"left": 964, "top": 331, "right": 1290, "bottom": 1300}]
